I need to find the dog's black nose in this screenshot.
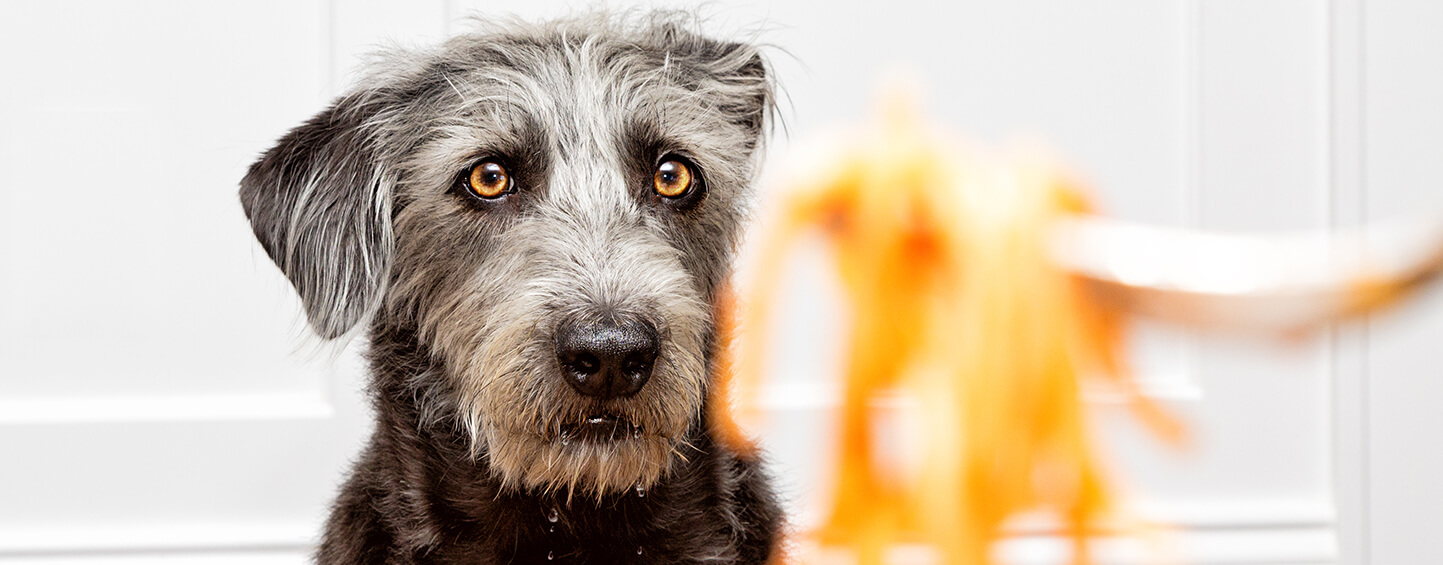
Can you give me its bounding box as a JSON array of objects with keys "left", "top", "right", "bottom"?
[{"left": 555, "top": 319, "right": 658, "bottom": 399}]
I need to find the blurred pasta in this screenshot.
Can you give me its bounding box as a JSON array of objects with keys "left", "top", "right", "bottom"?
[{"left": 715, "top": 90, "right": 1186, "bottom": 564}]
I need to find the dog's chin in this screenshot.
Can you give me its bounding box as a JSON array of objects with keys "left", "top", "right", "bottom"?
[
  {"left": 483, "top": 420, "right": 678, "bottom": 498},
  {"left": 562, "top": 414, "right": 643, "bottom": 443}
]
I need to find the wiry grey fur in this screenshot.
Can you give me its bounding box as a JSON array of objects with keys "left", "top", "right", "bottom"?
[{"left": 240, "top": 11, "right": 782, "bottom": 565}]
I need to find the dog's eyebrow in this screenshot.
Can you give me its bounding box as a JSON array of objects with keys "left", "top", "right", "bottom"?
[{"left": 469, "top": 114, "right": 551, "bottom": 195}]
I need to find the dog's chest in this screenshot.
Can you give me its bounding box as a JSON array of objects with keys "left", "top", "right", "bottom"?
[{"left": 440, "top": 485, "right": 735, "bottom": 564}]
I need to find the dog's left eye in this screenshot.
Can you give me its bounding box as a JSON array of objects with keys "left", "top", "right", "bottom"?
[
  {"left": 466, "top": 160, "right": 512, "bottom": 199},
  {"left": 653, "top": 159, "right": 694, "bottom": 198}
]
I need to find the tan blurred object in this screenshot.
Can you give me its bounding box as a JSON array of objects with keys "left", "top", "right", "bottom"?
[{"left": 1052, "top": 214, "right": 1443, "bottom": 335}]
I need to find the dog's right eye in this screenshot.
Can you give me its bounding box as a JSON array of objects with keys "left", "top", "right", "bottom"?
[
  {"left": 466, "top": 160, "right": 512, "bottom": 199},
  {"left": 652, "top": 159, "right": 692, "bottom": 198}
]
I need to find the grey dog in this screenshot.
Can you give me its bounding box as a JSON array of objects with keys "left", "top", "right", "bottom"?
[{"left": 239, "top": 11, "right": 782, "bottom": 565}]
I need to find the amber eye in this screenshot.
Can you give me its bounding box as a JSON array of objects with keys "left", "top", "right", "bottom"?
[
  {"left": 653, "top": 159, "right": 693, "bottom": 198},
  {"left": 467, "top": 161, "right": 510, "bottom": 198}
]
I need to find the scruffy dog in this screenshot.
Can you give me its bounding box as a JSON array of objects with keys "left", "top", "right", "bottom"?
[{"left": 239, "top": 12, "right": 781, "bottom": 564}]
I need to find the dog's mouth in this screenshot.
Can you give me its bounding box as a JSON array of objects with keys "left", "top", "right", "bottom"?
[{"left": 560, "top": 414, "right": 642, "bottom": 444}]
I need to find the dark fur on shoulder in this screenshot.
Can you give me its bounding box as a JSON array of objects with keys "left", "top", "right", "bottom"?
[{"left": 239, "top": 11, "right": 781, "bottom": 564}]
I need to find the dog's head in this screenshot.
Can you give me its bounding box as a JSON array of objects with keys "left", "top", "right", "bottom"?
[{"left": 239, "top": 13, "right": 772, "bottom": 497}]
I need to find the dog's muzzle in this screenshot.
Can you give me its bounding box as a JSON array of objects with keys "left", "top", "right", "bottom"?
[{"left": 555, "top": 318, "right": 659, "bottom": 400}]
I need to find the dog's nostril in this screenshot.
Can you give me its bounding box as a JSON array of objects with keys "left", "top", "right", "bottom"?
[
  {"left": 564, "top": 353, "right": 601, "bottom": 375},
  {"left": 555, "top": 318, "right": 659, "bottom": 400},
  {"left": 622, "top": 354, "right": 650, "bottom": 374}
]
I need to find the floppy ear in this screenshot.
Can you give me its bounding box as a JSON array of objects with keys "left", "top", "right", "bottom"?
[
  {"left": 240, "top": 92, "right": 395, "bottom": 339},
  {"left": 698, "top": 40, "right": 774, "bottom": 145},
  {"left": 656, "top": 24, "right": 776, "bottom": 147},
  {"left": 725, "top": 48, "right": 773, "bottom": 141}
]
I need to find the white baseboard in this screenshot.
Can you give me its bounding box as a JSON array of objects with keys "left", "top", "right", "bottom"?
[
  {"left": 0, "top": 522, "right": 1336, "bottom": 565},
  {"left": 0, "top": 549, "right": 310, "bottom": 565}
]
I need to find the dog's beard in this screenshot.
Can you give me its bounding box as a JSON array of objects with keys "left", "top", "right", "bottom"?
[
  {"left": 467, "top": 358, "right": 705, "bottom": 498},
  {"left": 481, "top": 422, "right": 682, "bottom": 498},
  {"left": 443, "top": 316, "right": 709, "bottom": 499}
]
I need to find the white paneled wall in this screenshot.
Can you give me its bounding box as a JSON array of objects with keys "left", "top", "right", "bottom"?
[
  {"left": 1, "top": 1, "right": 1440, "bottom": 564},
  {"left": 0, "top": 0, "right": 365, "bottom": 560},
  {"left": 1361, "top": 1, "right": 1443, "bottom": 564}
]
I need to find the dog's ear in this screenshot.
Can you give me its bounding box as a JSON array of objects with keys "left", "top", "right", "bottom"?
[
  {"left": 240, "top": 91, "right": 396, "bottom": 339},
  {"left": 659, "top": 26, "right": 776, "bottom": 145},
  {"left": 710, "top": 42, "right": 774, "bottom": 145},
  {"left": 725, "top": 47, "right": 773, "bottom": 140}
]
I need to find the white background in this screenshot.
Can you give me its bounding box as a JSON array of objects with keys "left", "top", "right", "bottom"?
[{"left": 0, "top": 1, "right": 1440, "bottom": 563}]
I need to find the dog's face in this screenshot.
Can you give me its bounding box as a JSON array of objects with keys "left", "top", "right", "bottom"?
[{"left": 240, "top": 15, "right": 771, "bottom": 497}]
